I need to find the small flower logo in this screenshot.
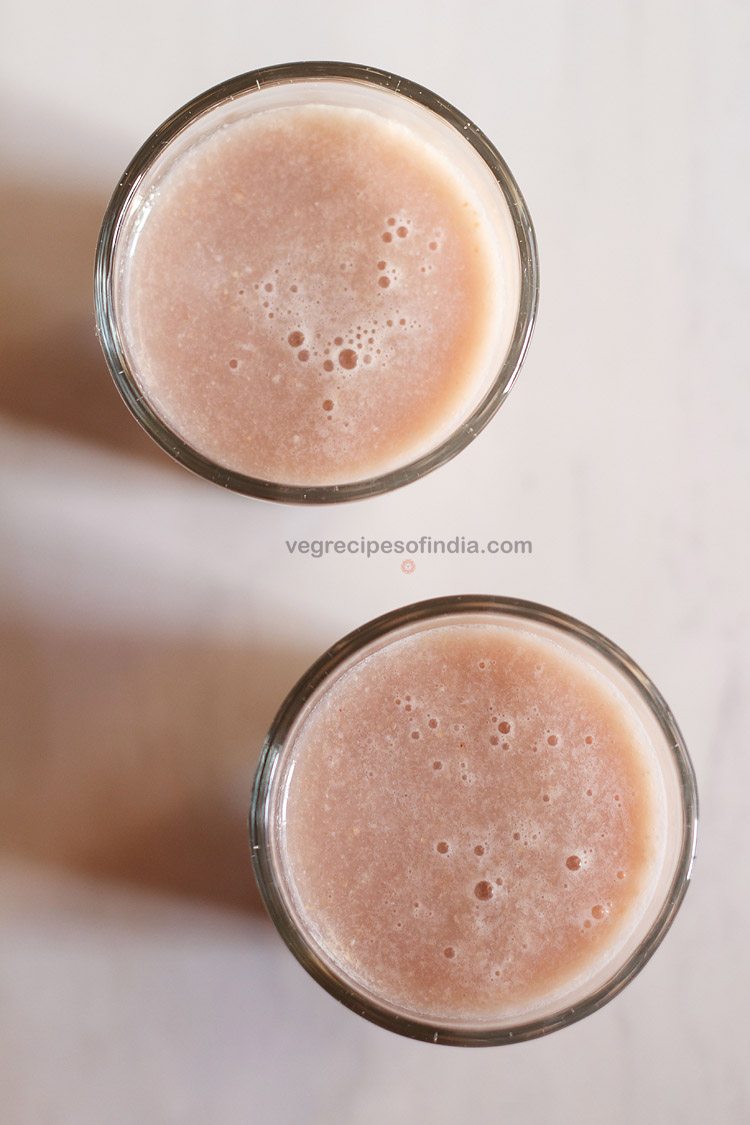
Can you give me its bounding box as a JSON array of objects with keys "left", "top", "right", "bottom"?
[{"left": 401, "top": 558, "right": 416, "bottom": 574}]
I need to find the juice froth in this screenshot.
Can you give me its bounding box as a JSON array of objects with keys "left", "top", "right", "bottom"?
[
  {"left": 118, "top": 101, "right": 520, "bottom": 486},
  {"left": 281, "top": 622, "right": 667, "bottom": 1023}
]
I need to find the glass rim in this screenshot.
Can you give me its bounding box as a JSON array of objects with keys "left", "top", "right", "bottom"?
[
  {"left": 94, "top": 60, "right": 540, "bottom": 504},
  {"left": 250, "top": 594, "right": 698, "bottom": 1045}
]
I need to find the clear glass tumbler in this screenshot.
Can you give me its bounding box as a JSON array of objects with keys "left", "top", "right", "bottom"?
[
  {"left": 250, "top": 595, "right": 697, "bottom": 1045},
  {"left": 95, "top": 62, "right": 539, "bottom": 503}
]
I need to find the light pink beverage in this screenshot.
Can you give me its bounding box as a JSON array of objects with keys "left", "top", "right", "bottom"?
[
  {"left": 115, "top": 84, "right": 523, "bottom": 487},
  {"left": 279, "top": 618, "right": 669, "bottom": 1024}
]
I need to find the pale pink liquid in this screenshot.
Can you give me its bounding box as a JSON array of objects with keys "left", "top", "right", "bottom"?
[
  {"left": 282, "top": 622, "right": 666, "bottom": 1022},
  {"left": 119, "top": 102, "right": 516, "bottom": 485}
]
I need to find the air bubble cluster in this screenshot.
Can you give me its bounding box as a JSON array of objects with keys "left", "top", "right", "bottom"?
[
  {"left": 361, "top": 659, "right": 636, "bottom": 989},
  {"left": 227, "top": 211, "right": 448, "bottom": 425}
]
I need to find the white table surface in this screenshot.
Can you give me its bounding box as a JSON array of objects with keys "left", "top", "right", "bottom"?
[{"left": 1, "top": 1, "right": 749, "bottom": 1122}]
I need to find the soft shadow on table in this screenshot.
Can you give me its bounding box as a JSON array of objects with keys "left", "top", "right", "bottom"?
[
  {"left": 0, "top": 177, "right": 171, "bottom": 466},
  {"left": 0, "top": 617, "right": 308, "bottom": 917},
  {"left": 0, "top": 172, "right": 310, "bottom": 918}
]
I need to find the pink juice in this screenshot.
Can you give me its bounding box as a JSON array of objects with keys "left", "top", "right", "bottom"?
[
  {"left": 115, "top": 86, "right": 523, "bottom": 487},
  {"left": 277, "top": 618, "right": 669, "bottom": 1024}
]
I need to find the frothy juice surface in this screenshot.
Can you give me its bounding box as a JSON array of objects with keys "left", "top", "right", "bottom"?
[
  {"left": 281, "top": 623, "right": 667, "bottom": 1022},
  {"left": 119, "top": 101, "right": 517, "bottom": 485}
]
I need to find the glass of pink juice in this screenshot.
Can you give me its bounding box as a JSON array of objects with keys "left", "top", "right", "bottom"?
[
  {"left": 250, "top": 596, "right": 697, "bottom": 1045},
  {"left": 95, "top": 62, "right": 538, "bottom": 502}
]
